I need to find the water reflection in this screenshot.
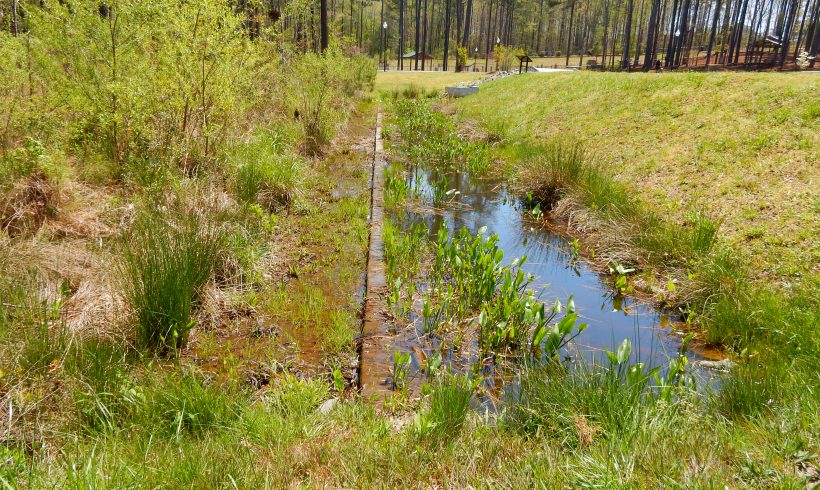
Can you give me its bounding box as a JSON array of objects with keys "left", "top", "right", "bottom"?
[{"left": 388, "top": 166, "right": 708, "bottom": 391}]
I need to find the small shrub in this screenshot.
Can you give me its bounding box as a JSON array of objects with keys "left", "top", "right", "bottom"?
[
  {"left": 289, "top": 47, "right": 373, "bottom": 156},
  {"left": 119, "top": 211, "right": 224, "bottom": 353}
]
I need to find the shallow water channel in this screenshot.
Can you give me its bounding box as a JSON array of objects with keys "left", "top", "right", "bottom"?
[{"left": 384, "top": 166, "right": 712, "bottom": 399}]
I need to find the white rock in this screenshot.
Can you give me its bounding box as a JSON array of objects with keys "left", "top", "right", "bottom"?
[
  {"left": 694, "top": 359, "right": 736, "bottom": 371},
  {"left": 318, "top": 398, "right": 339, "bottom": 414}
]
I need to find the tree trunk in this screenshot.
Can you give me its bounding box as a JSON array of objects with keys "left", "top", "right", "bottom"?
[
  {"left": 706, "top": 0, "right": 723, "bottom": 65},
  {"left": 444, "top": 0, "right": 452, "bottom": 69},
  {"left": 399, "top": 0, "right": 405, "bottom": 69},
  {"left": 422, "top": 0, "right": 429, "bottom": 69},
  {"left": 566, "top": 0, "right": 575, "bottom": 66},
  {"left": 665, "top": 0, "right": 680, "bottom": 65},
  {"left": 320, "top": 0, "right": 329, "bottom": 50},
  {"left": 623, "top": 0, "right": 635, "bottom": 67},
  {"left": 462, "top": 0, "right": 473, "bottom": 49},
  {"left": 536, "top": 0, "right": 545, "bottom": 52},
  {"left": 634, "top": 0, "right": 647, "bottom": 65},
  {"left": 644, "top": 0, "right": 660, "bottom": 68},
  {"left": 414, "top": 0, "right": 421, "bottom": 69}
]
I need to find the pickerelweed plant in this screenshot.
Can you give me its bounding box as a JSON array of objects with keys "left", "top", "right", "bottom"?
[
  {"left": 383, "top": 219, "right": 428, "bottom": 318},
  {"left": 413, "top": 225, "right": 586, "bottom": 355}
]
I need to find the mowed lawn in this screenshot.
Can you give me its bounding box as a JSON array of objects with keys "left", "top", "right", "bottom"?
[
  {"left": 375, "top": 70, "right": 485, "bottom": 93},
  {"left": 456, "top": 71, "right": 820, "bottom": 283}
]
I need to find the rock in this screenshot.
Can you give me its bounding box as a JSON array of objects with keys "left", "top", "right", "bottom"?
[
  {"left": 445, "top": 86, "right": 479, "bottom": 97},
  {"left": 796, "top": 459, "right": 820, "bottom": 489},
  {"left": 694, "top": 359, "right": 736, "bottom": 371},
  {"left": 251, "top": 324, "right": 278, "bottom": 338},
  {"left": 317, "top": 398, "right": 339, "bottom": 414}
]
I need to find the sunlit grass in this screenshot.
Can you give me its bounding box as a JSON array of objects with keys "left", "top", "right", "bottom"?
[{"left": 375, "top": 71, "right": 485, "bottom": 93}]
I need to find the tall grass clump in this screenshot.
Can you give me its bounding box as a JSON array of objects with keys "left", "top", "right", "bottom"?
[
  {"left": 507, "top": 340, "right": 681, "bottom": 447},
  {"left": 232, "top": 132, "right": 305, "bottom": 210},
  {"left": 517, "top": 139, "right": 589, "bottom": 208},
  {"left": 688, "top": 210, "right": 722, "bottom": 254},
  {"left": 416, "top": 374, "right": 476, "bottom": 444},
  {"left": 119, "top": 211, "right": 224, "bottom": 352}
]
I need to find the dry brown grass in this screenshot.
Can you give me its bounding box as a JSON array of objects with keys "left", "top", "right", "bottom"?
[{"left": 0, "top": 173, "right": 61, "bottom": 237}]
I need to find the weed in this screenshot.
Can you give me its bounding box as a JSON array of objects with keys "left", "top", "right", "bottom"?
[
  {"left": 392, "top": 351, "right": 412, "bottom": 392},
  {"left": 323, "top": 309, "right": 357, "bottom": 354}
]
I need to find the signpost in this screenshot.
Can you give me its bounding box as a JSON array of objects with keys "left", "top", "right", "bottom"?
[{"left": 517, "top": 54, "right": 533, "bottom": 74}]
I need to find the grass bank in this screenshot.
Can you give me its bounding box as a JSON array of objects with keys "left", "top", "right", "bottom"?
[
  {"left": 451, "top": 72, "right": 819, "bottom": 352},
  {"left": 456, "top": 72, "right": 818, "bottom": 283},
  {"left": 375, "top": 71, "right": 485, "bottom": 93}
]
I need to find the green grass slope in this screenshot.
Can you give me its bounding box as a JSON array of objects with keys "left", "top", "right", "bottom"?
[{"left": 456, "top": 72, "right": 819, "bottom": 283}]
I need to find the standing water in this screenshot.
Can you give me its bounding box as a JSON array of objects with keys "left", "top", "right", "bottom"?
[{"left": 382, "top": 166, "right": 712, "bottom": 397}]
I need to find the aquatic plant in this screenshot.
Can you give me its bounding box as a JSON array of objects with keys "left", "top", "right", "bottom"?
[
  {"left": 384, "top": 166, "right": 410, "bottom": 208},
  {"left": 392, "top": 99, "right": 490, "bottom": 175},
  {"left": 392, "top": 351, "right": 412, "bottom": 392},
  {"left": 608, "top": 262, "right": 635, "bottom": 296},
  {"left": 420, "top": 225, "right": 587, "bottom": 354},
  {"left": 383, "top": 220, "right": 427, "bottom": 318},
  {"left": 431, "top": 175, "right": 451, "bottom": 206}
]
